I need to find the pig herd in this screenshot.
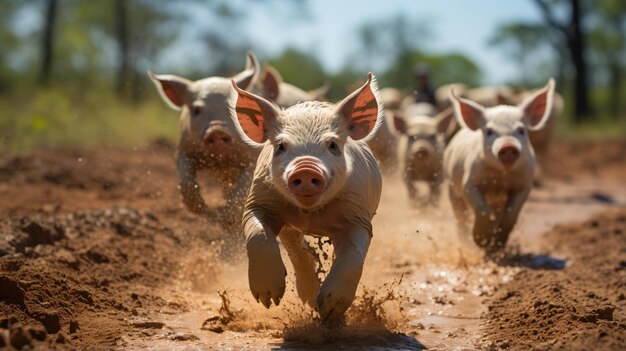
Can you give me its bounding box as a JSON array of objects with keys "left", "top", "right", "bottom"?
[{"left": 148, "top": 52, "right": 561, "bottom": 322}]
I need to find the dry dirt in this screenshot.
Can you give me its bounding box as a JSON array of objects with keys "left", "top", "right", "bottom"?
[{"left": 0, "top": 139, "right": 624, "bottom": 350}]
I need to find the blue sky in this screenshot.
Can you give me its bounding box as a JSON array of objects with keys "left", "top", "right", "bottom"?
[
  {"left": 231, "top": 0, "right": 543, "bottom": 84},
  {"left": 157, "top": 1, "right": 550, "bottom": 85}
]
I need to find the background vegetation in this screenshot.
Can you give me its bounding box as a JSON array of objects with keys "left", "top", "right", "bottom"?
[{"left": 0, "top": 0, "right": 624, "bottom": 152}]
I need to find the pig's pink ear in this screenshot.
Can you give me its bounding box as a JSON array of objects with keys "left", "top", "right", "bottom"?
[
  {"left": 450, "top": 88, "right": 485, "bottom": 131},
  {"left": 435, "top": 107, "right": 457, "bottom": 137},
  {"left": 232, "top": 51, "right": 259, "bottom": 90},
  {"left": 262, "top": 65, "right": 282, "bottom": 101},
  {"left": 519, "top": 79, "right": 554, "bottom": 131},
  {"left": 230, "top": 79, "right": 280, "bottom": 145},
  {"left": 148, "top": 71, "right": 192, "bottom": 111},
  {"left": 335, "top": 72, "right": 382, "bottom": 141}
]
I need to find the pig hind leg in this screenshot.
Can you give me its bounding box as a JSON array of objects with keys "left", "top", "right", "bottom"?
[{"left": 279, "top": 229, "right": 321, "bottom": 308}]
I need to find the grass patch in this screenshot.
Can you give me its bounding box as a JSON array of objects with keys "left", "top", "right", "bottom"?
[
  {"left": 554, "top": 113, "right": 626, "bottom": 140},
  {"left": 0, "top": 87, "right": 179, "bottom": 153}
]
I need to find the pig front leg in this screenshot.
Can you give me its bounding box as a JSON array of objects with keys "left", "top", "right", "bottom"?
[
  {"left": 244, "top": 212, "right": 286, "bottom": 308},
  {"left": 279, "top": 229, "right": 321, "bottom": 308},
  {"left": 449, "top": 186, "right": 479, "bottom": 251},
  {"left": 317, "top": 226, "right": 370, "bottom": 321},
  {"left": 492, "top": 188, "right": 531, "bottom": 250},
  {"left": 429, "top": 176, "right": 443, "bottom": 205},
  {"left": 177, "top": 152, "right": 209, "bottom": 215},
  {"left": 464, "top": 185, "right": 497, "bottom": 250},
  {"left": 220, "top": 167, "right": 254, "bottom": 225},
  {"left": 403, "top": 170, "right": 417, "bottom": 201}
]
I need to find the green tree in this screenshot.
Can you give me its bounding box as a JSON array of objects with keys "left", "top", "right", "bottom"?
[
  {"left": 588, "top": 0, "right": 626, "bottom": 119},
  {"left": 0, "top": 1, "right": 24, "bottom": 91},
  {"left": 268, "top": 48, "right": 326, "bottom": 90},
  {"left": 488, "top": 23, "right": 558, "bottom": 86},
  {"left": 533, "top": 0, "right": 591, "bottom": 121}
]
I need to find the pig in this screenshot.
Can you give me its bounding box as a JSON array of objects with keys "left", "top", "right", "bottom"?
[
  {"left": 379, "top": 87, "right": 405, "bottom": 111},
  {"left": 148, "top": 52, "right": 260, "bottom": 225},
  {"left": 252, "top": 63, "right": 330, "bottom": 108},
  {"left": 435, "top": 83, "right": 467, "bottom": 110},
  {"left": 394, "top": 103, "right": 455, "bottom": 205},
  {"left": 229, "top": 73, "right": 383, "bottom": 321},
  {"left": 366, "top": 87, "right": 405, "bottom": 174},
  {"left": 465, "top": 85, "right": 515, "bottom": 107},
  {"left": 444, "top": 79, "right": 555, "bottom": 253},
  {"left": 496, "top": 89, "right": 564, "bottom": 184},
  {"left": 367, "top": 110, "right": 400, "bottom": 174}
]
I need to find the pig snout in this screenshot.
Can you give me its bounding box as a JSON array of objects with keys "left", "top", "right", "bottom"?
[
  {"left": 415, "top": 147, "right": 430, "bottom": 159},
  {"left": 203, "top": 127, "right": 233, "bottom": 152},
  {"left": 497, "top": 145, "right": 520, "bottom": 168},
  {"left": 287, "top": 157, "right": 326, "bottom": 207},
  {"left": 410, "top": 142, "right": 434, "bottom": 162}
]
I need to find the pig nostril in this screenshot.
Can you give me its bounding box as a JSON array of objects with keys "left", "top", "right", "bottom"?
[
  {"left": 311, "top": 178, "right": 322, "bottom": 186},
  {"left": 222, "top": 137, "right": 230, "bottom": 144},
  {"left": 292, "top": 179, "right": 302, "bottom": 187}
]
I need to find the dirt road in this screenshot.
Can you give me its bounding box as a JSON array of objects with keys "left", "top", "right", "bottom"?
[{"left": 0, "top": 139, "right": 624, "bottom": 350}]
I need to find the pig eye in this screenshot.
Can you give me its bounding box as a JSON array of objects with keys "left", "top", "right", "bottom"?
[
  {"left": 517, "top": 127, "right": 525, "bottom": 135},
  {"left": 328, "top": 141, "right": 341, "bottom": 156},
  {"left": 192, "top": 106, "right": 202, "bottom": 116},
  {"left": 275, "top": 142, "right": 286, "bottom": 155},
  {"left": 486, "top": 128, "right": 495, "bottom": 137}
]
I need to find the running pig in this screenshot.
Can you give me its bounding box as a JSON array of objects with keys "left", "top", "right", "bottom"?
[
  {"left": 444, "top": 79, "right": 555, "bottom": 253},
  {"left": 229, "top": 73, "right": 383, "bottom": 321}
]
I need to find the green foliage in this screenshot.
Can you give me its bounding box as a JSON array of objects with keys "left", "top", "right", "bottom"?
[
  {"left": 0, "top": 1, "right": 622, "bottom": 153},
  {"left": 0, "top": 87, "right": 178, "bottom": 152},
  {"left": 268, "top": 48, "right": 326, "bottom": 90}
]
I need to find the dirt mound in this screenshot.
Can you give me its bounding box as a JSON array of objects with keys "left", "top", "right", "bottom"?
[
  {"left": 481, "top": 208, "right": 626, "bottom": 350},
  {"left": 0, "top": 205, "right": 224, "bottom": 349},
  {"left": 545, "top": 139, "right": 626, "bottom": 181}
]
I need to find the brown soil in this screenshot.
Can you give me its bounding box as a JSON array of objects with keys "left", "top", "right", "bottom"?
[
  {"left": 480, "top": 208, "right": 626, "bottom": 350},
  {"left": 0, "top": 139, "right": 624, "bottom": 350}
]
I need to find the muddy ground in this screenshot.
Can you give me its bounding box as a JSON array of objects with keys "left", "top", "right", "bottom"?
[{"left": 0, "top": 139, "right": 624, "bottom": 350}]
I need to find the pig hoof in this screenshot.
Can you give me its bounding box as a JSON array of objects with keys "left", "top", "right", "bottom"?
[
  {"left": 247, "top": 244, "right": 287, "bottom": 309},
  {"left": 316, "top": 291, "right": 352, "bottom": 321},
  {"left": 249, "top": 268, "right": 286, "bottom": 309}
]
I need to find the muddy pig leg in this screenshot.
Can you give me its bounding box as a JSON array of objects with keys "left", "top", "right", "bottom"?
[
  {"left": 244, "top": 212, "right": 286, "bottom": 308},
  {"left": 279, "top": 229, "right": 321, "bottom": 308},
  {"left": 177, "top": 152, "right": 209, "bottom": 215},
  {"left": 317, "top": 227, "right": 370, "bottom": 321},
  {"left": 492, "top": 189, "right": 530, "bottom": 251}
]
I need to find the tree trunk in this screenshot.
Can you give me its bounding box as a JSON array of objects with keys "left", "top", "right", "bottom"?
[
  {"left": 608, "top": 63, "right": 622, "bottom": 119},
  {"left": 115, "top": 0, "right": 130, "bottom": 96},
  {"left": 568, "top": 0, "right": 591, "bottom": 122},
  {"left": 38, "top": 0, "right": 57, "bottom": 85}
]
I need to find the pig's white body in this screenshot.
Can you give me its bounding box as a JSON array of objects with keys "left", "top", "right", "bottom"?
[
  {"left": 230, "top": 74, "right": 383, "bottom": 321},
  {"left": 396, "top": 103, "right": 455, "bottom": 204},
  {"left": 444, "top": 81, "right": 555, "bottom": 252},
  {"left": 368, "top": 110, "right": 400, "bottom": 174},
  {"left": 149, "top": 53, "right": 259, "bottom": 225}
]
